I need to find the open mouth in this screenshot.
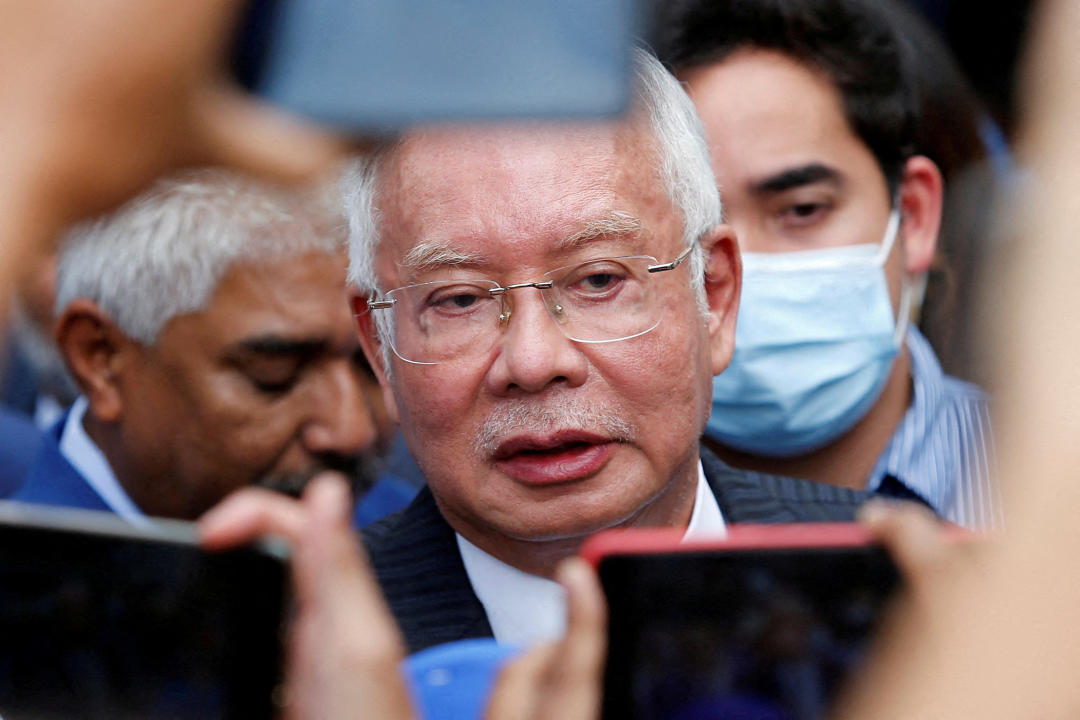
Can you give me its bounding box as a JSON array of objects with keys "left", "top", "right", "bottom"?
[
  {"left": 492, "top": 432, "right": 617, "bottom": 485},
  {"left": 506, "top": 439, "right": 590, "bottom": 456}
]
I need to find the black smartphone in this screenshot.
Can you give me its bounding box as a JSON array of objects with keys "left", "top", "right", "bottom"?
[
  {"left": 582, "top": 524, "right": 903, "bottom": 720},
  {"left": 231, "top": 0, "right": 645, "bottom": 132},
  {"left": 0, "top": 501, "right": 288, "bottom": 720}
]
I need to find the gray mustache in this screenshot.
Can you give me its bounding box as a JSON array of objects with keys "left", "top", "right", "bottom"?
[{"left": 473, "top": 400, "right": 635, "bottom": 457}]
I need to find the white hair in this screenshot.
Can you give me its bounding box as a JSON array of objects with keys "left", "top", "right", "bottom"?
[
  {"left": 629, "top": 47, "right": 723, "bottom": 304},
  {"left": 55, "top": 169, "right": 344, "bottom": 344},
  {"left": 341, "top": 47, "right": 722, "bottom": 364}
]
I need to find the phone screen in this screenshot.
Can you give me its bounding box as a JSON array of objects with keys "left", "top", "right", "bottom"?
[
  {"left": 231, "top": 0, "right": 645, "bottom": 132},
  {"left": 0, "top": 506, "right": 287, "bottom": 720},
  {"left": 599, "top": 544, "right": 900, "bottom": 720}
]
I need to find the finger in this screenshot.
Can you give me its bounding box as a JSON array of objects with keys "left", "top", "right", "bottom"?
[
  {"left": 858, "top": 499, "right": 953, "bottom": 595},
  {"left": 194, "top": 84, "right": 350, "bottom": 185},
  {"left": 293, "top": 475, "right": 386, "bottom": 619},
  {"left": 484, "top": 644, "right": 558, "bottom": 720},
  {"left": 299, "top": 474, "right": 408, "bottom": 665},
  {"left": 197, "top": 485, "right": 307, "bottom": 550},
  {"left": 556, "top": 558, "right": 607, "bottom": 670},
  {"left": 486, "top": 559, "right": 607, "bottom": 720},
  {"left": 534, "top": 557, "right": 607, "bottom": 720},
  {"left": 288, "top": 474, "right": 415, "bottom": 719}
]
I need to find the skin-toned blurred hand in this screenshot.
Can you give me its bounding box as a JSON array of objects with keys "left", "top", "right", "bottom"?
[
  {"left": 833, "top": 3, "right": 1080, "bottom": 715},
  {"left": 484, "top": 558, "right": 606, "bottom": 720},
  {"left": 833, "top": 500, "right": 994, "bottom": 720},
  {"left": 200, "top": 475, "right": 416, "bottom": 720},
  {"left": 0, "top": 0, "right": 347, "bottom": 320},
  {"left": 200, "top": 475, "right": 608, "bottom": 720},
  {"left": 857, "top": 500, "right": 987, "bottom": 608}
]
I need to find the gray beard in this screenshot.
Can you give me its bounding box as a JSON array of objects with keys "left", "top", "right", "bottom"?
[{"left": 255, "top": 451, "right": 382, "bottom": 503}]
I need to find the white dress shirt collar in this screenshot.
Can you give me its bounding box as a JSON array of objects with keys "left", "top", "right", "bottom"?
[
  {"left": 59, "top": 397, "right": 149, "bottom": 526},
  {"left": 458, "top": 461, "right": 726, "bottom": 646}
]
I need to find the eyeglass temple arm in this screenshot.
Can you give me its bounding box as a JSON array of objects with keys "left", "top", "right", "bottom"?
[{"left": 647, "top": 243, "right": 695, "bottom": 274}]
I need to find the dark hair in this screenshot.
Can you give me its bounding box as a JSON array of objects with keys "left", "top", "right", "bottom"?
[{"left": 652, "top": 0, "right": 918, "bottom": 193}]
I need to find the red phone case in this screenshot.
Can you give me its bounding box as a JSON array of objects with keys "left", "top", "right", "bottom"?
[{"left": 581, "top": 522, "right": 879, "bottom": 568}]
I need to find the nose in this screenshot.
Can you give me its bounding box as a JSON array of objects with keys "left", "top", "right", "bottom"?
[
  {"left": 484, "top": 290, "right": 589, "bottom": 395},
  {"left": 302, "top": 360, "right": 378, "bottom": 458}
]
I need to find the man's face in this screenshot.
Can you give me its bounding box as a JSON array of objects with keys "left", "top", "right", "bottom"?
[
  {"left": 682, "top": 49, "right": 905, "bottom": 308},
  {"left": 117, "top": 251, "right": 376, "bottom": 519},
  {"left": 360, "top": 123, "right": 731, "bottom": 553}
]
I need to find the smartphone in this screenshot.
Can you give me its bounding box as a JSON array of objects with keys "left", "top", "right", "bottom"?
[
  {"left": 582, "top": 524, "right": 902, "bottom": 720},
  {"left": 231, "top": 0, "right": 645, "bottom": 132},
  {"left": 0, "top": 501, "right": 288, "bottom": 720}
]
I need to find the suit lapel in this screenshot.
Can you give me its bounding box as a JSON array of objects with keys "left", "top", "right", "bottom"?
[
  {"left": 362, "top": 487, "right": 493, "bottom": 654},
  {"left": 701, "top": 443, "right": 868, "bottom": 523},
  {"left": 13, "top": 418, "right": 112, "bottom": 512}
]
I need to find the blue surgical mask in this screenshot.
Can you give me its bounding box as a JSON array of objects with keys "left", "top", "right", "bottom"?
[{"left": 706, "top": 209, "right": 910, "bottom": 457}]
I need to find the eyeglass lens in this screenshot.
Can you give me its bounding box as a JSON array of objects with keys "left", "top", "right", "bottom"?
[{"left": 384, "top": 256, "right": 663, "bottom": 364}]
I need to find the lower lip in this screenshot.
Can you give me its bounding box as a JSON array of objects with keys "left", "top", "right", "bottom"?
[{"left": 494, "top": 442, "right": 616, "bottom": 486}]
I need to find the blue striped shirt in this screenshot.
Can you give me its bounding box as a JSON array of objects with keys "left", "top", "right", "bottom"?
[{"left": 868, "top": 328, "right": 1002, "bottom": 529}]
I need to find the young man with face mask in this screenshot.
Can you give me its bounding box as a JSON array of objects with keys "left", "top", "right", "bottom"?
[{"left": 655, "top": 0, "right": 1000, "bottom": 528}]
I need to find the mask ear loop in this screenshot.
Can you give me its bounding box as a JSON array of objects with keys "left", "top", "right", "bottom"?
[
  {"left": 879, "top": 195, "right": 909, "bottom": 346},
  {"left": 873, "top": 208, "right": 903, "bottom": 265},
  {"left": 893, "top": 275, "right": 913, "bottom": 347}
]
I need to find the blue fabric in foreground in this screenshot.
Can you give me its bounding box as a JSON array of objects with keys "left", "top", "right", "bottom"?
[{"left": 404, "top": 638, "right": 522, "bottom": 720}]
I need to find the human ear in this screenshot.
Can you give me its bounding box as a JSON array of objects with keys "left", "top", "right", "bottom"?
[
  {"left": 701, "top": 224, "right": 741, "bottom": 376},
  {"left": 54, "top": 299, "right": 130, "bottom": 423},
  {"left": 897, "top": 155, "right": 944, "bottom": 274},
  {"left": 350, "top": 293, "right": 399, "bottom": 424}
]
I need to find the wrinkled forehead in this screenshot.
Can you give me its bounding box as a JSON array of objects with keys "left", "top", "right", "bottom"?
[{"left": 372, "top": 121, "right": 672, "bottom": 280}]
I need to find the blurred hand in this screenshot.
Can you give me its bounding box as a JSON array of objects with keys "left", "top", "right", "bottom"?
[
  {"left": 1, "top": 0, "right": 345, "bottom": 227},
  {"left": 0, "top": 0, "right": 348, "bottom": 322},
  {"left": 200, "top": 474, "right": 416, "bottom": 720},
  {"left": 857, "top": 499, "right": 985, "bottom": 608},
  {"left": 201, "top": 476, "right": 609, "bottom": 720},
  {"left": 833, "top": 499, "right": 991, "bottom": 720},
  {"left": 484, "top": 557, "right": 607, "bottom": 720}
]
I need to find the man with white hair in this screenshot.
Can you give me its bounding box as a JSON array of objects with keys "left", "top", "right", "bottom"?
[
  {"left": 10, "top": 170, "right": 376, "bottom": 521},
  {"left": 347, "top": 49, "right": 871, "bottom": 654}
]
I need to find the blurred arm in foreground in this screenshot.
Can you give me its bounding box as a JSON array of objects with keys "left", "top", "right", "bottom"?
[
  {"left": 0, "top": 0, "right": 346, "bottom": 321},
  {"left": 835, "top": 0, "right": 1080, "bottom": 717}
]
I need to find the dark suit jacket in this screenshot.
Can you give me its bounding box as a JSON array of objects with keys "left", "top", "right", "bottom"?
[
  {"left": 8, "top": 414, "right": 111, "bottom": 511},
  {"left": 362, "top": 445, "right": 870, "bottom": 654}
]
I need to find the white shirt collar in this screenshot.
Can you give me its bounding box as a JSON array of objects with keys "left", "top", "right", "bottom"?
[
  {"left": 457, "top": 461, "right": 726, "bottom": 646},
  {"left": 33, "top": 393, "right": 66, "bottom": 431},
  {"left": 59, "top": 397, "right": 150, "bottom": 526},
  {"left": 684, "top": 460, "right": 727, "bottom": 540}
]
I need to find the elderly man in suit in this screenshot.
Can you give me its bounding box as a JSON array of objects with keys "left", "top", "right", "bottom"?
[
  {"left": 346, "top": 49, "right": 871, "bottom": 654},
  {"left": 11, "top": 170, "right": 377, "bottom": 521}
]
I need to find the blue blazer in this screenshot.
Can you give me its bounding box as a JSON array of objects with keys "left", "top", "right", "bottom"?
[
  {"left": 9, "top": 414, "right": 111, "bottom": 512},
  {"left": 362, "top": 445, "right": 871, "bottom": 654},
  {"left": 0, "top": 406, "right": 43, "bottom": 497},
  {"left": 1, "top": 338, "right": 37, "bottom": 418}
]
